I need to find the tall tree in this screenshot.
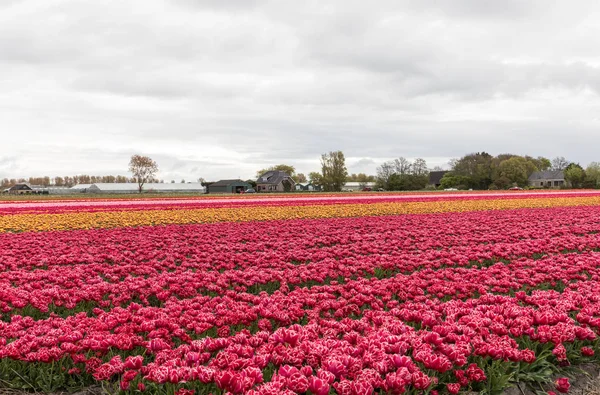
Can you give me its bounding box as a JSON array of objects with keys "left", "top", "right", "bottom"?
[
  {"left": 376, "top": 161, "right": 396, "bottom": 190},
  {"left": 376, "top": 158, "right": 428, "bottom": 191},
  {"left": 498, "top": 157, "right": 531, "bottom": 187},
  {"left": 129, "top": 154, "right": 158, "bottom": 193},
  {"left": 452, "top": 152, "right": 493, "bottom": 189},
  {"left": 411, "top": 158, "right": 428, "bottom": 176},
  {"left": 551, "top": 156, "right": 570, "bottom": 171},
  {"left": 526, "top": 156, "right": 551, "bottom": 171},
  {"left": 564, "top": 163, "right": 585, "bottom": 188},
  {"left": 320, "top": 151, "right": 348, "bottom": 192},
  {"left": 585, "top": 162, "right": 600, "bottom": 188},
  {"left": 256, "top": 164, "right": 296, "bottom": 178},
  {"left": 392, "top": 157, "right": 412, "bottom": 176}
]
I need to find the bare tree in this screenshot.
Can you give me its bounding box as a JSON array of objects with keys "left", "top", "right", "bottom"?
[
  {"left": 393, "top": 157, "right": 412, "bottom": 175},
  {"left": 376, "top": 161, "right": 395, "bottom": 190},
  {"left": 295, "top": 173, "right": 308, "bottom": 183},
  {"left": 129, "top": 155, "right": 158, "bottom": 193},
  {"left": 412, "top": 158, "right": 429, "bottom": 176},
  {"left": 551, "top": 156, "right": 570, "bottom": 171}
]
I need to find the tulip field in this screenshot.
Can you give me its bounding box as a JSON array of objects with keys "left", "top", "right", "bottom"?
[{"left": 2, "top": 192, "right": 600, "bottom": 394}]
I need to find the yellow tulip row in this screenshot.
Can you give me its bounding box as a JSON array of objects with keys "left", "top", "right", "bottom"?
[{"left": 2, "top": 196, "right": 600, "bottom": 233}]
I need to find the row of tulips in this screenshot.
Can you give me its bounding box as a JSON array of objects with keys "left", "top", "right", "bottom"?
[
  {"left": 3, "top": 194, "right": 600, "bottom": 233},
  {"left": 2, "top": 203, "right": 600, "bottom": 392},
  {"left": 1, "top": 192, "right": 598, "bottom": 215}
]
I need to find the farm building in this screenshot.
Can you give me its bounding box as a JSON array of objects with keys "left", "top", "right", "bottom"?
[
  {"left": 256, "top": 171, "right": 295, "bottom": 192},
  {"left": 207, "top": 180, "right": 251, "bottom": 194},
  {"left": 342, "top": 182, "right": 376, "bottom": 191},
  {"left": 71, "top": 183, "right": 206, "bottom": 194},
  {"left": 529, "top": 171, "right": 565, "bottom": 188},
  {"left": 4, "top": 183, "right": 47, "bottom": 194},
  {"left": 429, "top": 171, "right": 449, "bottom": 188},
  {"left": 70, "top": 184, "right": 94, "bottom": 192},
  {"left": 47, "top": 187, "right": 73, "bottom": 195}
]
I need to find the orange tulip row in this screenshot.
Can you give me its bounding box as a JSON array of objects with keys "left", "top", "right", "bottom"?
[{"left": 2, "top": 195, "right": 600, "bottom": 233}]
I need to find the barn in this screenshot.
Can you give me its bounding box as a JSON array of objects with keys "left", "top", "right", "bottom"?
[{"left": 207, "top": 180, "right": 251, "bottom": 194}]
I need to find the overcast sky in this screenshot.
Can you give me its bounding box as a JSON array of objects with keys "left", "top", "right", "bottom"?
[{"left": 1, "top": 1, "right": 599, "bottom": 182}]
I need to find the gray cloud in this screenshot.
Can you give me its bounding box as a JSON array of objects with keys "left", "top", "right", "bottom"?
[{"left": 1, "top": 0, "right": 600, "bottom": 181}]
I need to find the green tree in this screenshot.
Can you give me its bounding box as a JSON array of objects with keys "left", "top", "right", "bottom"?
[
  {"left": 451, "top": 152, "right": 493, "bottom": 189},
  {"left": 585, "top": 162, "right": 600, "bottom": 188},
  {"left": 498, "top": 157, "right": 531, "bottom": 187},
  {"left": 320, "top": 151, "right": 348, "bottom": 192},
  {"left": 491, "top": 176, "right": 512, "bottom": 190},
  {"left": 440, "top": 174, "right": 471, "bottom": 190},
  {"left": 375, "top": 158, "right": 427, "bottom": 191},
  {"left": 565, "top": 163, "right": 585, "bottom": 188},
  {"left": 527, "top": 156, "right": 551, "bottom": 171},
  {"left": 256, "top": 164, "right": 296, "bottom": 178}
]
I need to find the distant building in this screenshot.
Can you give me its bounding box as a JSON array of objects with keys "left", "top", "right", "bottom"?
[
  {"left": 295, "top": 183, "right": 322, "bottom": 192},
  {"left": 342, "top": 182, "right": 376, "bottom": 191},
  {"left": 429, "top": 171, "right": 449, "bottom": 188},
  {"left": 256, "top": 171, "right": 295, "bottom": 192},
  {"left": 5, "top": 183, "right": 47, "bottom": 194},
  {"left": 70, "top": 184, "right": 94, "bottom": 192},
  {"left": 529, "top": 171, "right": 565, "bottom": 188},
  {"left": 207, "top": 180, "right": 251, "bottom": 194},
  {"left": 47, "top": 186, "right": 72, "bottom": 195},
  {"left": 71, "top": 183, "right": 206, "bottom": 194}
]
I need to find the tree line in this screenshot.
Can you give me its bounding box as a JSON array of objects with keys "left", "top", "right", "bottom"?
[
  {"left": 440, "top": 153, "right": 598, "bottom": 190},
  {"left": 7, "top": 152, "right": 600, "bottom": 193}
]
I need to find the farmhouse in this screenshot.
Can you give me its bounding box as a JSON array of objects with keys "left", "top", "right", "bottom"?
[
  {"left": 4, "top": 183, "right": 47, "bottom": 194},
  {"left": 256, "top": 171, "right": 295, "bottom": 192},
  {"left": 71, "top": 183, "right": 206, "bottom": 194},
  {"left": 207, "top": 179, "right": 251, "bottom": 194},
  {"left": 528, "top": 171, "right": 565, "bottom": 188}
]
